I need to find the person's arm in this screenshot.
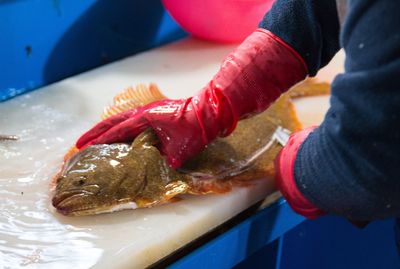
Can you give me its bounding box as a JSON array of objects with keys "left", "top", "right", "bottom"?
[
  {"left": 260, "top": 0, "right": 340, "bottom": 76},
  {"left": 278, "top": 0, "right": 400, "bottom": 221},
  {"left": 77, "top": 1, "right": 341, "bottom": 169}
]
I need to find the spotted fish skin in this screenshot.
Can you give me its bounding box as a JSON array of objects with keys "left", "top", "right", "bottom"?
[
  {"left": 53, "top": 131, "right": 191, "bottom": 216},
  {"left": 52, "top": 80, "right": 329, "bottom": 216}
]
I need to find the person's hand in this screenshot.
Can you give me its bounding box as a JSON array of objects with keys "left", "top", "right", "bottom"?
[
  {"left": 77, "top": 29, "right": 308, "bottom": 168},
  {"left": 76, "top": 95, "right": 235, "bottom": 169},
  {"left": 275, "top": 127, "right": 325, "bottom": 219},
  {"left": 275, "top": 127, "right": 371, "bottom": 228}
]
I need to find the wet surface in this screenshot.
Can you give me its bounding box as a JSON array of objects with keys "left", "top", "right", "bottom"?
[
  {"left": 0, "top": 89, "right": 278, "bottom": 269},
  {"left": 0, "top": 93, "right": 104, "bottom": 268},
  {"left": 0, "top": 38, "right": 336, "bottom": 268}
]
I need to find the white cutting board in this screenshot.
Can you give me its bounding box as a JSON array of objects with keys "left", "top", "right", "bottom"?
[{"left": 0, "top": 38, "right": 343, "bottom": 269}]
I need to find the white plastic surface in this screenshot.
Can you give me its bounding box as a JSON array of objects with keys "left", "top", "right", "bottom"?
[{"left": 0, "top": 38, "right": 343, "bottom": 269}]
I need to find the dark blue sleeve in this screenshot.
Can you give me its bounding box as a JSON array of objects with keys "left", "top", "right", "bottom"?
[
  {"left": 294, "top": 0, "right": 400, "bottom": 221},
  {"left": 259, "top": 0, "right": 340, "bottom": 76}
]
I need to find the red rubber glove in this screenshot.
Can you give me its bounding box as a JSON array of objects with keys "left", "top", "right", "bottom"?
[
  {"left": 76, "top": 29, "right": 308, "bottom": 168},
  {"left": 276, "top": 127, "right": 372, "bottom": 228},
  {"left": 275, "top": 127, "right": 325, "bottom": 219}
]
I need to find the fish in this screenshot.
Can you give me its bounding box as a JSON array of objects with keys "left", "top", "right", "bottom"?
[{"left": 52, "top": 79, "right": 329, "bottom": 216}]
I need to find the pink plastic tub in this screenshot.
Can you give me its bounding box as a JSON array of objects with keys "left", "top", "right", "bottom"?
[{"left": 162, "top": 0, "right": 275, "bottom": 43}]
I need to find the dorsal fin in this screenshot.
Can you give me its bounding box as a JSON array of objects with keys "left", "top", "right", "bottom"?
[
  {"left": 287, "top": 78, "right": 330, "bottom": 99},
  {"left": 101, "top": 83, "right": 167, "bottom": 119},
  {"left": 55, "top": 84, "right": 167, "bottom": 179}
]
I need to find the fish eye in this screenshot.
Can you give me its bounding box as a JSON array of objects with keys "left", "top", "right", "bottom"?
[{"left": 73, "top": 177, "right": 86, "bottom": 186}]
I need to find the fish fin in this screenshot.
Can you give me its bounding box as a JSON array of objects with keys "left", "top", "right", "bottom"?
[
  {"left": 49, "top": 176, "right": 58, "bottom": 191},
  {"left": 287, "top": 99, "right": 303, "bottom": 132},
  {"left": 63, "top": 146, "right": 80, "bottom": 162},
  {"left": 188, "top": 179, "right": 233, "bottom": 195},
  {"left": 187, "top": 166, "right": 275, "bottom": 195},
  {"left": 163, "top": 180, "right": 190, "bottom": 199},
  {"left": 101, "top": 83, "right": 167, "bottom": 119},
  {"left": 134, "top": 180, "right": 190, "bottom": 208},
  {"left": 288, "top": 78, "right": 330, "bottom": 99},
  {"left": 50, "top": 146, "right": 80, "bottom": 188},
  {"left": 57, "top": 83, "right": 166, "bottom": 180},
  {"left": 269, "top": 93, "right": 303, "bottom": 131},
  {"left": 167, "top": 197, "right": 183, "bottom": 203}
]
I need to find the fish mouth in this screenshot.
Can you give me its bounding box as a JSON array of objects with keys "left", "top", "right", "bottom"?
[
  {"left": 52, "top": 190, "right": 138, "bottom": 216},
  {"left": 52, "top": 189, "right": 98, "bottom": 216}
]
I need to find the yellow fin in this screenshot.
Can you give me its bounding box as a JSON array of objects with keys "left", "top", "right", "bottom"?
[
  {"left": 101, "top": 83, "right": 167, "bottom": 119},
  {"left": 288, "top": 78, "right": 330, "bottom": 99}
]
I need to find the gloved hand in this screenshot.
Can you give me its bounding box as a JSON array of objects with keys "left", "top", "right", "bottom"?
[
  {"left": 275, "top": 127, "right": 325, "bottom": 219},
  {"left": 276, "top": 127, "right": 372, "bottom": 228},
  {"left": 76, "top": 28, "right": 308, "bottom": 168}
]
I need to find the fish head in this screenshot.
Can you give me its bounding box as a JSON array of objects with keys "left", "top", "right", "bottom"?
[{"left": 52, "top": 144, "right": 147, "bottom": 216}]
